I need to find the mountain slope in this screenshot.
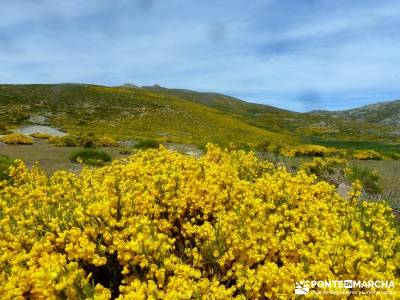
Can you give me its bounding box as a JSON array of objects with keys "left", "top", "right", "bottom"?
[
  {"left": 143, "top": 85, "right": 292, "bottom": 117},
  {"left": 314, "top": 100, "right": 400, "bottom": 126},
  {"left": 142, "top": 85, "right": 400, "bottom": 142},
  {"left": 1, "top": 83, "right": 399, "bottom": 147},
  {"left": 0, "top": 84, "right": 287, "bottom": 146}
]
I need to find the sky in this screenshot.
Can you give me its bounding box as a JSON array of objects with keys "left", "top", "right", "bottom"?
[{"left": 1, "top": 0, "right": 400, "bottom": 112}]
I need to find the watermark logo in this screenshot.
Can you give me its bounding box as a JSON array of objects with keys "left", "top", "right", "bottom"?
[
  {"left": 294, "top": 280, "right": 395, "bottom": 296},
  {"left": 295, "top": 281, "right": 310, "bottom": 295}
]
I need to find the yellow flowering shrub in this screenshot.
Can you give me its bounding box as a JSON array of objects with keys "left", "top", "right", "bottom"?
[
  {"left": 30, "top": 132, "right": 53, "bottom": 139},
  {"left": 0, "top": 145, "right": 399, "bottom": 299},
  {"left": 0, "top": 133, "right": 34, "bottom": 145},
  {"left": 353, "top": 150, "right": 384, "bottom": 160},
  {"left": 280, "top": 144, "right": 335, "bottom": 158},
  {"left": 96, "top": 135, "right": 118, "bottom": 147}
]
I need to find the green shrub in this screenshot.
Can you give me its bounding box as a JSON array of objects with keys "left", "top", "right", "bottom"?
[
  {"left": 49, "top": 135, "right": 79, "bottom": 147},
  {"left": 346, "top": 165, "right": 381, "bottom": 194},
  {"left": 69, "top": 149, "right": 112, "bottom": 166},
  {"left": 135, "top": 139, "right": 160, "bottom": 149},
  {"left": 96, "top": 135, "right": 118, "bottom": 147},
  {"left": 0, "top": 155, "right": 14, "bottom": 181},
  {"left": 385, "top": 152, "right": 400, "bottom": 160},
  {"left": 30, "top": 133, "right": 53, "bottom": 139},
  {"left": 119, "top": 148, "right": 133, "bottom": 155},
  {"left": 79, "top": 134, "right": 97, "bottom": 148},
  {"left": 255, "top": 141, "right": 271, "bottom": 152}
]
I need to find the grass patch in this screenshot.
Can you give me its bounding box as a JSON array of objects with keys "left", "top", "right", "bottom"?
[
  {"left": 309, "top": 138, "right": 400, "bottom": 153},
  {"left": 69, "top": 149, "right": 112, "bottom": 166}
]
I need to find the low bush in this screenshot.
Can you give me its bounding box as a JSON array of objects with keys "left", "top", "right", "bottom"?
[
  {"left": 69, "top": 149, "right": 112, "bottom": 166},
  {"left": 280, "top": 144, "right": 333, "bottom": 158},
  {"left": 300, "top": 157, "right": 348, "bottom": 185},
  {"left": 30, "top": 133, "right": 53, "bottom": 139},
  {"left": 385, "top": 152, "right": 400, "bottom": 160},
  {"left": 352, "top": 150, "right": 383, "bottom": 160},
  {"left": 135, "top": 139, "right": 160, "bottom": 149},
  {"left": 346, "top": 165, "right": 382, "bottom": 194},
  {"left": 119, "top": 148, "right": 133, "bottom": 155},
  {"left": 79, "top": 134, "right": 98, "bottom": 148},
  {"left": 96, "top": 135, "right": 118, "bottom": 147},
  {"left": 0, "top": 154, "right": 14, "bottom": 181},
  {"left": 49, "top": 135, "right": 80, "bottom": 147},
  {"left": 0, "top": 133, "right": 33, "bottom": 145}
]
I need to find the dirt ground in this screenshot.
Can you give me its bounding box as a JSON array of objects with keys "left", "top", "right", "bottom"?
[{"left": 0, "top": 139, "right": 124, "bottom": 174}]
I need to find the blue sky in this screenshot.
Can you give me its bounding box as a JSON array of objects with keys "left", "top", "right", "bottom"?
[{"left": 1, "top": 0, "right": 400, "bottom": 112}]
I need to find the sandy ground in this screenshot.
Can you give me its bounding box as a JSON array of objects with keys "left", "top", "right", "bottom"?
[{"left": 0, "top": 139, "right": 124, "bottom": 174}]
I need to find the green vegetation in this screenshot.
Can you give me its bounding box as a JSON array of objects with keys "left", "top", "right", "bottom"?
[
  {"left": 134, "top": 139, "right": 160, "bottom": 149},
  {"left": 0, "top": 154, "right": 14, "bottom": 181},
  {"left": 144, "top": 85, "right": 400, "bottom": 143},
  {"left": 30, "top": 132, "right": 52, "bottom": 139},
  {"left": 119, "top": 148, "right": 133, "bottom": 155},
  {"left": 0, "top": 84, "right": 285, "bottom": 146},
  {"left": 309, "top": 138, "right": 400, "bottom": 153},
  {"left": 49, "top": 134, "right": 118, "bottom": 148},
  {"left": 69, "top": 149, "right": 112, "bottom": 166},
  {"left": 346, "top": 165, "right": 382, "bottom": 195},
  {"left": 49, "top": 135, "right": 80, "bottom": 147}
]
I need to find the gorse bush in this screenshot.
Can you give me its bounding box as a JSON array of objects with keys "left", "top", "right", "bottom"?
[
  {"left": 353, "top": 150, "right": 383, "bottom": 160},
  {"left": 280, "top": 144, "right": 334, "bottom": 158},
  {"left": 0, "top": 145, "right": 398, "bottom": 299},
  {"left": 50, "top": 135, "right": 118, "bottom": 148},
  {"left": 79, "top": 134, "right": 98, "bottom": 148},
  {"left": 96, "top": 135, "right": 118, "bottom": 147},
  {"left": 30, "top": 132, "right": 53, "bottom": 139},
  {"left": 69, "top": 149, "right": 112, "bottom": 166},
  {"left": 0, "top": 133, "right": 33, "bottom": 145}
]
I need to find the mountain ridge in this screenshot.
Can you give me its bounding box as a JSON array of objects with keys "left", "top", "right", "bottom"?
[{"left": 0, "top": 83, "right": 399, "bottom": 145}]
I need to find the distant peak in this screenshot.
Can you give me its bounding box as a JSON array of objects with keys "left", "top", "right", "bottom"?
[{"left": 121, "top": 83, "right": 139, "bottom": 88}]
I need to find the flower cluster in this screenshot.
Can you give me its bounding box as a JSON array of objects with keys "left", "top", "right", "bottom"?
[
  {"left": 278, "top": 144, "right": 344, "bottom": 158},
  {"left": 0, "top": 145, "right": 398, "bottom": 299},
  {"left": 353, "top": 150, "right": 384, "bottom": 160},
  {"left": 49, "top": 134, "right": 118, "bottom": 148},
  {"left": 0, "top": 133, "right": 33, "bottom": 145}
]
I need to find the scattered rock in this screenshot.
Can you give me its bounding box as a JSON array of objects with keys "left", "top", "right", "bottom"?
[
  {"left": 14, "top": 125, "right": 67, "bottom": 137},
  {"left": 28, "top": 115, "right": 47, "bottom": 125},
  {"left": 119, "top": 140, "right": 137, "bottom": 147},
  {"left": 164, "top": 143, "right": 203, "bottom": 157},
  {"left": 337, "top": 183, "right": 352, "bottom": 200}
]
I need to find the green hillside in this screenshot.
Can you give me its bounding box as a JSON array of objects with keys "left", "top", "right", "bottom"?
[
  {"left": 0, "top": 84, "right": 287, "bottom": 146},
  {"left": 143, "top": 85, "right": 400, "bottom": 143},
  {"left": 1, "top": 83, "right": 399, "bottom": 149}
]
